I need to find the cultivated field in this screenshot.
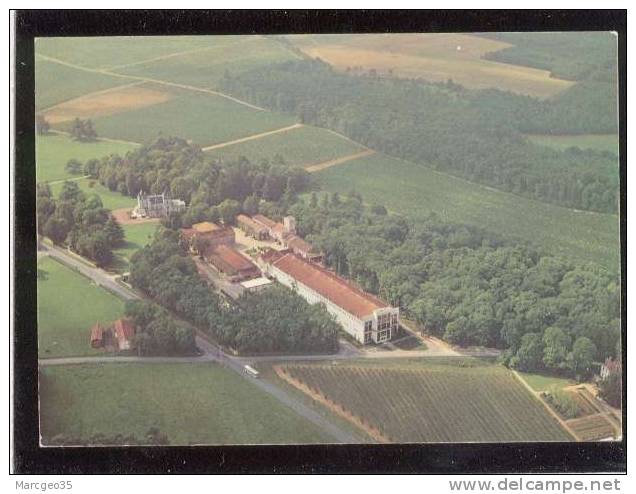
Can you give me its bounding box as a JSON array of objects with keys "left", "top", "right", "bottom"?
[
  {"left": 35, "top": 36, "right": 231, "bottom": 70},
  {"left": 205, "top": 125, "right": 366, "bottom": 167},
  {"left": 54, "top": 85, "right": 296, "bottom": 147},
  {"left": 37, "top": 256, "right": 125, "bottom": 358},
  {"left": 316, "top": 153, "right": 620, "bottom": 271},
  {"left": 35, "top": 58, "right": 124, "bottom": 110},
  {"left": 39, "top": 363, "right": 331, "bottom": 445},
  {"left": 527, "top": 134, "right": 619, "bottom": 155},
  {"left": 43, "top": 83, "right": 171, "bottom": 124},
  {"left": 286, "top": 33, "right": 575, "bottom": 98},
  {"left": 277, "top": 359, "right": 572, "bottom": 442},
  {"left": 36, "top": 134, "right": 137, "bottom": 184},
  {"left": 118, "top": 36, "right": 300, "bottom": 88}
]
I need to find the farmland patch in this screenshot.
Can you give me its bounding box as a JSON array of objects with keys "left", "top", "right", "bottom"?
[
  {"left": 36, "top": 58, "right": 124, "bottom": 110},
  {"left": 60, "top": 86, "right": 297, "bottom": 147},
  {"left": 205, "top": 125, "right": 367, "bottom": 167},
  {"left": 39, "top": 363, "right": 332, "bottom": 445},
  {"left": 316, "top": 153, "right": 619, "bottom": 271},
  {"left": 287, "top": 33, "right": 575, "bottom": 98},
  {"left": 277, "top": 360, "right": 572, "bottom": 442},
  {"left": 43, "top": 84, "right": 172, "bottom": 124}
]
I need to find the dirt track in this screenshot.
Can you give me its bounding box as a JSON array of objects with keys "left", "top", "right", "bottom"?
[
  {"left": 201, "top": 123, "right": 304, "bottom": 151},
  {"left": 305, "top": 149, "right": 375, "bottom": 173}
]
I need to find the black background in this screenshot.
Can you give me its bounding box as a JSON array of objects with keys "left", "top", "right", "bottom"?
[{"left": 13, "top": 9, "right": 627, "bottom": 474}]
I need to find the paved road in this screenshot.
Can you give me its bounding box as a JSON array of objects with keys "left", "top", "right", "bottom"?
[
  {"left": 39, "top": 245, "right": 359, "bottom": 443},
  {"left": 42, "top": 243, "right": 139, "bottom": 301}
]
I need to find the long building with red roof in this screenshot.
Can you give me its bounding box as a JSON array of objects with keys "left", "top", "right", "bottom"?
[{"left": 262, "top": 251, "right": 398, "bottom": 344}]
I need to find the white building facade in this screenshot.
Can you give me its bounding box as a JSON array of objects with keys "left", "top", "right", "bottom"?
[{"left": 264, "top": 255, "right": 399, "bottom": 344}]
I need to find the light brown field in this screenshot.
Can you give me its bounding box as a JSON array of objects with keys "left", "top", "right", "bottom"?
[
  {"left": 43, "top": 84, "right": 172, "bottom": 123},
  {"left": 287, "top": 33, "right": 575, "bottom": 98}
]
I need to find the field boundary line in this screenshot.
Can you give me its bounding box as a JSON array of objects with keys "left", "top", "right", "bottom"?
[
  {"left": 45, "top": 175, "right": 91, "bottom": 185},
  {"left": 512, "top": 370, "right": 580, "bottom": 441},
  {"left": 305, "top": 149, "right": 375, "bottom": 173},
  {"left": 47, "top": 129, "right": 141, "bottom": 147},
  {"left": 274, "top": 365, "right": 389, "bottom": 443},
  {"left": 39, "top": 81, "right": 145, "bottom": 113},
  {"left": 201, "top": 123, "right": 304, "bottom": 151},
  {"left": 104, "top": 38, "right": 256, "bottom": 71},
  {"left": 37, "top": 52, "right": 267, "bottom": 112}
]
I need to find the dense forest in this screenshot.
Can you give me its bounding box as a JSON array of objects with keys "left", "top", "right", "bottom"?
[
  {"left": 219, "top": 60, "right": 618, "bottom": 213},
  {"left": 37, "top": 181, "right": 124, "bottom": 266},
  {"left": 290, "top": 192, "right": 620, "bottom": 378},
  {"left": 129, "top": 227, "right": 339, "bottom": 355},
  {"left": 87, "top": 136, "right": 312, "bottom": 227}
]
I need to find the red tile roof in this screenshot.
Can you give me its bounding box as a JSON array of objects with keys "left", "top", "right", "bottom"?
[
  {"left": 211, "top": 245, "right": 258, "bottom": 273},
  {"left": 271, "top": 253, "right": 389, "bottom": 319},
  {"left": 113, "top": 318, "right": 135, "bottom": 342}
]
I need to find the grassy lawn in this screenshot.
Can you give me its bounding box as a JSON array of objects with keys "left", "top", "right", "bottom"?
[
  {"left": 35, "top": 58, "right": 124, "bottom": 110},
  {"left": 119, "top": 36, "right": 300, "bottom": 89},
  {"left": 527, "top": 134, "right": 619, "bottom": 155},
  {"left": 206, "top": 125, "right": 365, "bottom": 167},
  {"left": 111, "top": 223, "right": 159, "bottom": 273},
  {"left": 50, "top": 178, "right": 136, "bottom": 211},
  {"left": 37, "top": 256, "right": 125, "bottom": 358},
  {"left": 39, "top": 363, "right": 332, "bottom": 445},
  {"left": 316, "top": 153, "right": 620, "bottom": 271},
  {"left": 55, "top": 85, "right": 296, "bottom": 148},
  {"left": 36, "top": 134, "right": 137, "bottom": 183},
  {"left": 517, "top": 372, "right": 576, "bottom": 392}
]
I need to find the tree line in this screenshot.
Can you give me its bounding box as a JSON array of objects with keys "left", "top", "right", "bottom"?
[
  {"left": 37, "top": 181, "right": 124, "bottom": 266},
  {"left": 128, "top": 227, "right": 339, "bottom": 355},
  {"left": 219, "top": 60, "right": 618, "bottom": 213},
  {"left": 289, "top": 192, "right": 620, "bottom": 379},
  {"left": 125, "top": 299, "right": 197, "bottom": 356},
  {"left": 84, "top": 136, "right": 312, "bottom": 227}
]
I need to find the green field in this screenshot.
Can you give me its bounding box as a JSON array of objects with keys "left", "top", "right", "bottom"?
[
  {"left": 527, "top": 134, "right": 619, "bottom": 155},
  {"left": 36, "top": 134, "right": 137, "bottom": 183},
  {"left": 317, "top": 153, "right": 620, "bottom": 271},
  {"left": 37, "top": 256, "right": 125, "bottom": 358},
  {"left": 517, "top": 372, "right": 576, "bottom": 392},
  {"left": 35, "top": 36, "right": 235, "bottom": 70},
  {"left": 35, "top": 58, "right": 124, "bottom": 110},
  {"left": 281, "top": 359, "right": 573, "bottom": 442},
  {"left": 39, "top": 363, "right": 332, "bottom": 445},
  {"left": 49, "top": 178, "right": 136, "bottom": 211},
  {"left": 206, "top": 125, "right": 365, "bottom": 167},
  {"left": 54, "top": 85, "right": 296, "bottom": 147},
  {"left": 111, "top": 223, "right": 159, "bottom": 272},
  {"left": 119, "top": 36, "right": 300, "bottom": 88}
]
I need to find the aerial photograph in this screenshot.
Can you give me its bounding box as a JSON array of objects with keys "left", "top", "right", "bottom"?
[{"left": 34, "top": 32, "right": 621, "bottom": 446}]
